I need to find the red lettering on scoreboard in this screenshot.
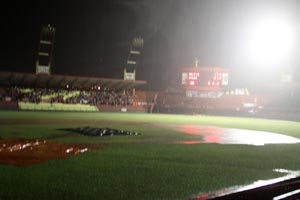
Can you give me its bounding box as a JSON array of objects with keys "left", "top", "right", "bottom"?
[{"left": 182, "top": 69, "right": 229, "bottom": 87}]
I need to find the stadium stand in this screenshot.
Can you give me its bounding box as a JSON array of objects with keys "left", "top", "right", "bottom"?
[
  {"left": 1, "top": 71, "right": 299, "bottom": 120},
  {"left": 0, "top": 71, "right": 148, "bottom": 112},
  {"left": 0, "top": 86, "right": 149, "bottom": 112}
]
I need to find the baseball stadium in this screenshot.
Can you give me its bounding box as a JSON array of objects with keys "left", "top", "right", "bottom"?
[
  {"left": 1, "top": 56, "right": 300, "bottom": 199},
  {"left": 1, "top": 1, "right": 300, "bottom": 200}
]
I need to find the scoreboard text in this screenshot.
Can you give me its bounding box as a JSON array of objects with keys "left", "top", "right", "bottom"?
[{"left": 182, "top": 70, "right": 229, "bottom": 87}]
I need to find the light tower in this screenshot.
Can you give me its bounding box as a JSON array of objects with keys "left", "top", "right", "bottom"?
[
  {"left": 36, "top": 24, "right": 56, "bottom": 75},
  {"left": 195, "top": 57, "right": 199, "bottom": 68},
  {"left": 124, "top": 37, "right": 144, "bottom": 81}
]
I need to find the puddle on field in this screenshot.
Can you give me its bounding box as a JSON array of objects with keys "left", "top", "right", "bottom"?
[
  {"left": 170, "top": 125, "right": 300, "bottom": 146},
  {"left": 193, "top": 169, "right": 300, "bottom": 200}
]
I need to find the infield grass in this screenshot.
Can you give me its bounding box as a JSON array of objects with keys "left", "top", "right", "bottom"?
[{"left": 0, "top": 110, "right": 300, "bottom": 200}]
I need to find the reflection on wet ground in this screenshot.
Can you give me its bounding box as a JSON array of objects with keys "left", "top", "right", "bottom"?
[
  {"left": 193, "top": 169, "right": 300, "bottom": 199},
  {"left": 170, "top": 125, "right": 300, "bottom": 145}
]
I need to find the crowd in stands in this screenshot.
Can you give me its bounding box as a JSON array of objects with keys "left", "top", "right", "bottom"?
[
  {"left": 0, "top": 87, "right": 134, "bottom": 106},
  {"left": 2, "top": 86, "right": 300, "bottom": 120}
]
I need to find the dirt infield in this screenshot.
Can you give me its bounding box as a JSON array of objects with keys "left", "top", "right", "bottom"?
[{"left": 0, "top": 138, "right": 100, "bottom": 166}]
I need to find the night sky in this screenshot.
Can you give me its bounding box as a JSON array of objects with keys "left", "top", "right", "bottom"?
[{"left": 1, "top": 0, "right": 300, "bottom": 89}]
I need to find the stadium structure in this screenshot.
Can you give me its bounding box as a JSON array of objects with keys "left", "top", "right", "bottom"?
[
  {"left": 2, "top": 63, "right": 299, "bottom": 120},
  {"left": 0, "top": 71, "right": 147, "bottom": 112},
  {"left": 0, "top": 26, "right": 149, "bottom": 112},
  {"left": 0, "top": 26, "right": 300, "bottom": 120},
  {"left": 1, "top": 25, "right": 300, "bottom": 200},
  {"left": 1, "top": 62, "right": 299, "bottom": 119}
]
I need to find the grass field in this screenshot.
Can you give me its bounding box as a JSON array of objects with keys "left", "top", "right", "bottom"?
[{"left": 0, "top": 110, "right": 300, "bottom": 199}]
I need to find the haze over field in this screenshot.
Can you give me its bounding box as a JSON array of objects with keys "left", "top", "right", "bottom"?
[{"left": 1, "top": 0, "right": 300, "bottom": 89}]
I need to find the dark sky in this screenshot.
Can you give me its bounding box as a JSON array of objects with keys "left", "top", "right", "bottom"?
[{"left": 1, "top": 0, "right": 300, "bottom": 89}]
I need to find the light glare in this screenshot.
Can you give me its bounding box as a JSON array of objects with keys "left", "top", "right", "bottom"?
[{"left": 244, "top": 16, "right": 295, "bottom": 68}]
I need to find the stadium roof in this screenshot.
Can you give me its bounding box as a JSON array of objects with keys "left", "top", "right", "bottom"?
[{"left": 0, "top": 71, "right": 146, "bottom": 89}]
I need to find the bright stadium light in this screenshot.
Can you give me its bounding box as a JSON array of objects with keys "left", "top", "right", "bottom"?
[{"left": 242, "top": 14, "right": 295, "bottom": 68}]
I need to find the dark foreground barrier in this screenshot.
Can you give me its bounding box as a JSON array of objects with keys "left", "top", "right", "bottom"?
[{"left": 194, "top": 176, "right": 300, "bottom": 200}]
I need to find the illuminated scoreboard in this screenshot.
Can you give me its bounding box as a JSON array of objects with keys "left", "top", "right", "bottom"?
[{"left": 182, "top": 67, "right": 229, "bottom": 88}]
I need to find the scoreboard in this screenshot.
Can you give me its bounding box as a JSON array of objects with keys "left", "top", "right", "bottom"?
[{"left": 182, "top": 68, "right": 229, "bottom": 88}]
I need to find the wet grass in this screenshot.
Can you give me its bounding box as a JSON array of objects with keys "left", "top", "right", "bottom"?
[
  {"left": 0, "top": 110, "right": 300, "bottom": 199},
  {"left": 2, "top": 110, "right": 300, "bottom": 137}
]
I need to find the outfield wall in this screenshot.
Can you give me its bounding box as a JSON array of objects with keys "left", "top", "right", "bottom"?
[
  {"left": 18, "top": 102, "right": 98, "bottom": 112},
  {"left": 97, "top": 105, "right": 147, "bottom": 112},
  {"left": 0, "top": 102, "right": 148, "bottom": 113},
  {"left": 0, "top": 101, "right": 18, "bottom": 110}
]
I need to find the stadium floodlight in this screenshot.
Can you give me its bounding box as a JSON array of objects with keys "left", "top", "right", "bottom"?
[
  {"left": 132, "top": 37, "right": 144, "bottom": 49},
  {"left": 36, "top": 24, "right": 56, "bottom": 75},
  {"left": 124, "top": 37, "right": 144, "bottom": 81},
  {"left": 242, "top": 14, "right": 296, "bottom": 69}
]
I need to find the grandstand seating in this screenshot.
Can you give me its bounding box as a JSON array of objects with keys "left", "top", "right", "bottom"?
[
  {"left": 2, "top": 85, "right": 298, "bottom": 119},
  {"left": 1, "top": 87, "right": 145, "bottom": 112},
  {"left": 133, "top": 90, "right": 147, "bottom": 106}
]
